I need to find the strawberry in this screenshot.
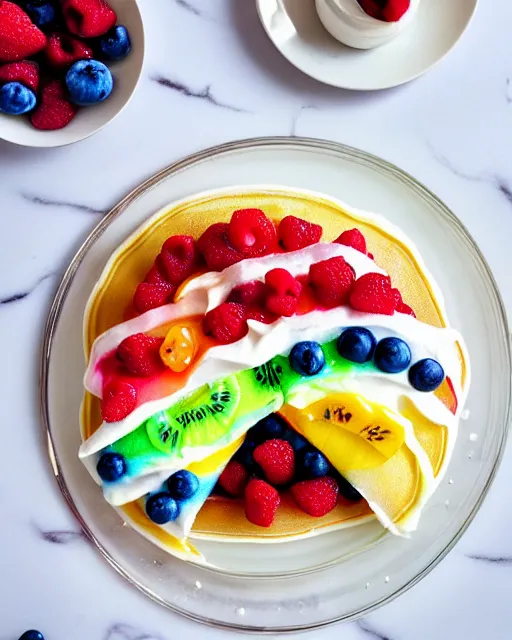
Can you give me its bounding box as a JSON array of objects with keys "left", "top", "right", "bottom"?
[
  {"left": 253, "top": 439, "right": 295, "bottom": 486},
  {"left": 381, "top": 0, "right": 410, "bottom": 22},
  {"left": 291, "top": 476, "right": 339, "bottom": 517},
  {"left": 0, "top": 60, "right": 39, "bottom": 92},
  {"left": 264, "top": 268, "right": 302, "bottom": 317},
  {"left": 133, "top": 282, "right": 176, "bottom": 314},
  {"left": 30, "top": 79, "right": 77, "bottom": 130},
  {"left": 309, "top": 256, "right": 354, "bottom": 308},
  {"left": 62, "top": 0, "right": 116, "bottom": 38},
  {"left": 159, "top": 235, "right": 200, "bottom": 285},
  {"left": 334, "top": 228, "right": 367, "bottom": 254},
  {"left": 227, "top": 280, "right": 268, "bottom": 307},
  {"left": 278, "top": 216, "right": 322, "bottom": 252},
  {"left": 45, "top": 32, "right": 93, "bottom": 68},
  {"left": 0, "top": 1, "right": 47, "bottom": 62},
  {"left": 197, "top": 223, "right": 244, "bottom": 272},
  {"left": 116, "top": 333, "right": 164, "bottom": 377},
  {"left": 101, "top": 380, "right": 137, "bottom": 423},
  {"left": 357, "top": 0, "right": 381, "bottom": 19},
  {"left": 218, "top": 460, "right": 249, "bottom": 497},
  {"left": 244, "top": 478, "right": 280, "bottom": 527},
  {"left": 203, "top": 302, "right": 248, "bottom": 344},
  {"left": 228, "top": 208, "right": 277, "bottom": 258},
  {"left": 349, "top": 273, "right": 396, "bottom": 315}
]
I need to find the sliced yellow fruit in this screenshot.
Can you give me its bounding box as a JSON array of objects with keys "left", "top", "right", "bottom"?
[
  {"left": 281, "top": 393, "right": 406, "bottom": 471},
  {"left": 160, "top": 323, "right": 199, "bottom": 372}
]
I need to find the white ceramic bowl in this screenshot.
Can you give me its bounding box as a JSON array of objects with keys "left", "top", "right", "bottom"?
[{"left": 0, "top": 0, "right": 144, "bottom": 147}]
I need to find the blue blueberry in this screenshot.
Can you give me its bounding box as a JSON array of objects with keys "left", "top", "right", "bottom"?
[
  {"left": 0, "top": 82, "right": 36, "bottom": 115},
  {"left": 96, "top": 452, "right": 126, "bottom": 482},
  {"left": 145, "top": 492, "right": 180, "bottom": 524},
  {"left": 65, "top": 59, "right": 113, "bottom": 106},
  {"left": 282, "top": 427, "right": 309, "bottom": 453},
  {"left": 289, "top": 341, "right": 325, "bottom": 377},
  {"left": 235, "top": 439, "right": 258, "bottom": 471},
  {"left": 299, "top": 450, "right": 330, "bottom": 479},
  {"left": 167, "top": 470, "right": 199, "bottom": 500},
  {"left": 249, "top": 414, "right": 286, "bottom": 442},
  {"left": 337, "top": 327, "right": 376, "bottom": 364},
  {"left": 100, "top": 25, "right": 132, "bottom": 61},
  {"left": 409, "top": 358, "right": 445, "bottom": 392},
  {"left": 373, "top": 337, "right": 411, "bottom": 374},
  {"left": 25, "top": 1, "right": 57, "bottom": 28},
  {"left": 19, "top": 631, "right": 44, "bottom": 640},
  {"left": 335, "top": 473, "right": 363, "bottom": 502}
]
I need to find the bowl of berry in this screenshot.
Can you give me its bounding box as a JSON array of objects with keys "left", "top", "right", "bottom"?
[{"left": 0, "top": 0, "right": 144, "bottom": 147}]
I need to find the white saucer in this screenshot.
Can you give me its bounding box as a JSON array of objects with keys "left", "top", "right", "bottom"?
[{"left": 256, "top": 0, "right": 478, "bottom": 90}]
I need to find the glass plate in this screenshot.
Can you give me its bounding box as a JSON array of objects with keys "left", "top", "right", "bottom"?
[{"left": 41, "top": 137, "right": 511, "bottom": 633}]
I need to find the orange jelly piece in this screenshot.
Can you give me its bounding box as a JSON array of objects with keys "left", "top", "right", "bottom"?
[{"left": 159, "top": 325, "right": 198, "bottom": 373}]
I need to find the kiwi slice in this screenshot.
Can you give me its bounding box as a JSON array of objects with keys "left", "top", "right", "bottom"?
[{"left": 146, "top": 376, "right": 241, "bottom": 454}]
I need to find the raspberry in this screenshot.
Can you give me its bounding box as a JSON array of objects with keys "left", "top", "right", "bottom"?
[
  {"left": 160, "top": 235, "right": 200, "bottom": 285},
  {"left": 0, "top": 2, "right": 47, "bottom": 62},
  {"left": 349, "top": 273, "right": 396, "bottom": 315},
  {"left": 264, "top": 268, "right": 302, "bottom": 317},
  {"left": 334, "top": 228, "right": 367, "bottom": 254},
  {"left": 0, "top": 60, "right": 39, "bottom": 92},
  {"left": 197, "top": 223, "right": 243, "bottom": 272},
  {"left": 244, "top": 478, "right": 280, "bottom": 527},
  {"left": 228, "top": 208, "right": 278, "bottom": 258},
  {"left": 245, "top": 307, "right": 277, "bottom": 324},
  {"left": 218, "top": 460, "right": 249, "bottom": 497},
  {"left": 291, "top": 476, "right": 339, "bottom": 517},
  {"left": 116, "top": 333, "right": 164, "bottom": 377},
  {"left": 46, "top": 32, "right": 94, "bottom": 68},
  {"left": 278, "top": 216, "right": 322, "bottom": 251},
  {"left": 62, "top": 0, "right": 117, "bottom": 38},
  {"left": 381, "top": 0, "right": 410, "bottom": 22},
  {"left": 309, "top": 256, "right": 355, "bottom": 308},
  {"left": 133, "top": 282, "right": 176, "bottom": 314},
  {"left": 144, "top": 260, "right": 170, "bottom": 286},
  {"left": 30, "top": 80, "right": 77, "bottom": 131},
  {"left": 391, "top": 287, "right": 416, "bottom": 317},
  {"left": 253, "top": 439, "right": 295, "bottom": 486},
  {"left": 357, "top": 0, "right": 381, "bottom": 19},
  {"left": 203, "top": 302, "right": 248, "bottom": 344},
  {"left": 101, "top": 380, "right": 137, "bottom": 423},
  {"left": 227, "top": 280, "right": 268, "bottom": 306}
]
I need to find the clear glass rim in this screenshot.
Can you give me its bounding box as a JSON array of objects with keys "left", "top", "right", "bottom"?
[{"left": 40, "top": 136, "right": 512, "bottom": 633}]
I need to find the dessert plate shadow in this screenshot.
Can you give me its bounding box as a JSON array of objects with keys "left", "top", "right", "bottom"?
[
  {"left": 256, "top": 0, "right": 478, "bottom": 90},
  {"left": 41, "top": 137, "right": 510, "bottom": 632}
]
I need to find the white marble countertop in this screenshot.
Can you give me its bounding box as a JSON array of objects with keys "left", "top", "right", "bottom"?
[{"left": 1, "top": 1, "right": 511, "bottom": 639}]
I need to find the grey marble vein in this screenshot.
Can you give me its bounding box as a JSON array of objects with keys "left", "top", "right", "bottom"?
[
  {"left": 21, "top": 192, "right": 108, "bottom": 215},
  {"left": 175, "top": 0, "right": 201, "bottom": 16},
  {"left": 430, "top": 146, "right": 512, "bottom": 208},
  {"left": 506, "top": 78, "right": 512, "bottom": 104},
  {"left": 356, "top": 619, "right": 392, "bottom": 640},
  {"left": 103, "top": 623, "right": 168, "bottom": 640},
  {"left": 290, "top": 105, "right": 317, "bottom": 136},
  {"left": 467, "top": 553, "right": 512, "bottom": 566},
  {"left": 33, "top": 521, "right": 86, "bottom": 544},
  {"left": 151, "top": 75, "right": 250, "bottom": 113},
  {"left": 0, "top": 272, "right": 54, "bottom": 305}
]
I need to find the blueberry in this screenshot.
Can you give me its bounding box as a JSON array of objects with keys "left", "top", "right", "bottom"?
[
  {"left": 96, "top": 452, "right": 126, "bottom": 482},
  {"left": 249, "top": 414, "right": 286, "bottom": 442},
  {"left": 25, "top": 1, "right": 57, "bottom": 28},
  {"left": 409, "top": 358, "right": 445, "bottom": 392},
  {"left": 235, "top": 439, "right": 257, "bottom": 471},
  {"left": 100, "top": 25, "right": 132, "bottom": 61},
  {"left": 337, "top": 327, "right": 376, "bottom": 364},
  {"left": 167, "top": 470, "right": 199, "bottom": 500},
  {"left": 373, "top": 337, "right": 411, "bottom": 374},
  {"left": 65, "top": 59, "right": 113, "bottom": 106},
  {"left": 19, "top": 631, "right": 44, "bottom": 640},
  {"left": 335, "top": 473, "right": 363, "bottom": 502},
  {"left": 289, "top": 341, "right": 325, "bottom": 377},
  {"left": 299, "top": 450, "right": 330, "bottom": 479},
  {"left": 145, "top": 492, "right": 180, "bottom": 524},
  {"left": 0, "top": 82, "right": 36, "bottom": 115},
  {"left": 282, "top": 428, "right": 309, "bottom": 453}
]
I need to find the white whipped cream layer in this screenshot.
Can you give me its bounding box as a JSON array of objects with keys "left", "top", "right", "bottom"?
[{"left": 315, "top": 0, "right": 420, "bottom": 49}]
